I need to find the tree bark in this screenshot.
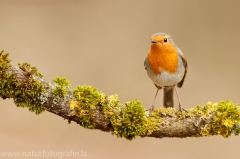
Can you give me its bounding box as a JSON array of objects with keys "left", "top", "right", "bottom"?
[{"left": 0, "top": 52, "right": 239, "bottom": 139}]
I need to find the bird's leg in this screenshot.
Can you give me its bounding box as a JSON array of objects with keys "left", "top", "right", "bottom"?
[
  {"left": 150, "top": 88, "right": 160, "bottom": 111},
  {"left": 174, "top": 86, "right": 188, "bottom": 117},
  {"left": 174, "top": 86, "right": 183, "bottom": 111}
]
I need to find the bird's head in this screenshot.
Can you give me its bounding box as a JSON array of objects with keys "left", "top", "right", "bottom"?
[{"left": 150, "top": 32, "right": 175, "bottom": 52}]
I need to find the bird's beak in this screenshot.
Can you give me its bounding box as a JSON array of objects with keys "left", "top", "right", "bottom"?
[{"left": 151, "top": 40, "right": 157, "bottom": 43}]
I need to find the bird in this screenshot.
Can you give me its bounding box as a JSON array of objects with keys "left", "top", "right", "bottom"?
[{"left": 144, "top": 32, "right": 187, "bottom": 111}]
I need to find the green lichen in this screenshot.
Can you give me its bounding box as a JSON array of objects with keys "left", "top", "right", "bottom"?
[
  {"left": 200, "top": 101, "right": 240, "bottom": 137},
  {"left": 101, "top": 94, "right": 122, "bottom": 134},
  {"left": 100, "top": 95, "right": 147, "bottom": 140},
  {"left": 53, "top": 77, "right": 70, "bottom": 87},
  {"left": 52, "top": 77, "right": 70, "bottom": 97},
  {"left": 52, "top": 86, "right": 67, "bottom": 97},
  {"left": 73, "top": 85, "right": 102, "bottom": 109},
  {"left": 14, "top": 78, "right": 45, "bottom": 114},
  {"left": 118, "top": 100, "right": 146, "bottom": 140},
  {"left": 0, "top": 51, "right": 45, "bottom": 114},
  {"left": 71, "top": 85, "right": 104, "bottom": 129},
  {"left": 0, "top": 50, "right": 16, "bottom": 99}
]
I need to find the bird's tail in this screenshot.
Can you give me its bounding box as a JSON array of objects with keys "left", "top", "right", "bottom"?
[{"left": 163, "top": 86, "right": 174, "bottom": 108}]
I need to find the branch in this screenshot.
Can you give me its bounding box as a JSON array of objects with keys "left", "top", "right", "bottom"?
[{"left": 0, "top": 50, "right": 240, "bottom": 140}]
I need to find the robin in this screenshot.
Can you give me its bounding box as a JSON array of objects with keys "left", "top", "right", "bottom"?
[{"left": 144, "top": 32, "right": 187, "bottom": 111}]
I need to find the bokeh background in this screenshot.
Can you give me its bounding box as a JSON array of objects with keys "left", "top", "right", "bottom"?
[{"left": 0, "top": 0, "right": 240, "bottom": 159}]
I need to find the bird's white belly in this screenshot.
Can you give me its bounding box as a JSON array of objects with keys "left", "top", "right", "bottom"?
[{"left": 147, "top": 68, "right": 185, "bottom": 87}]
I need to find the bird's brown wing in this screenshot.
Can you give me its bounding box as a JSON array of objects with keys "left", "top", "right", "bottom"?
[
  {"left": 177, "top": 52, "right": 188, "bottom": 88},
  {"left": 144, "top": 57, "right": 147, "bottom": 70}
]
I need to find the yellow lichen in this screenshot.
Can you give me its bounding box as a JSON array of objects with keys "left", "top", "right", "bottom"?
[{"left": 200, "top": 101, "right": 240, "bottom": 137}]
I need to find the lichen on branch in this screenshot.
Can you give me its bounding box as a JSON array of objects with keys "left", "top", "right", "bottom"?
[{"left": 0, "top": 50, "right": 240, "bottom": 140}]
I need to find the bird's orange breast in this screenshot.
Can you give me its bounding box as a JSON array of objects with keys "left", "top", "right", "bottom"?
[{"left": 147, "top": 45, "right": 178, "bottom": 75}]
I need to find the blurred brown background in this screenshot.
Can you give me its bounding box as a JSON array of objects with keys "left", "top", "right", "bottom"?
[{"left": 0, "top": 0, "right": 240, "bottom": 159}]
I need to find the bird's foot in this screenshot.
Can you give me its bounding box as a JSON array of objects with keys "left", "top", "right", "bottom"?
[
  {"left": 148, "top": 105, "right": 155, "bottom": 116},
  {"left": 150, "top": 105, "right": 154, "bottom": 111},
  {"left": 178, "top": 104, "right": 188, "bottom": 119}
]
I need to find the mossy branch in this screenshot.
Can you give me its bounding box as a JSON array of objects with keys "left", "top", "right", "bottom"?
[{"left": 0, "top": 50, "right": 240, "bottom": 140}]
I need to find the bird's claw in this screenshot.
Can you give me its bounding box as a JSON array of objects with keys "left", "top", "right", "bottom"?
[
  {"left": 178, "top": 104, "right": 187, "bottom": 119},
  {"left": 148, "top": 105, "right": 155, "bottom": 116}
]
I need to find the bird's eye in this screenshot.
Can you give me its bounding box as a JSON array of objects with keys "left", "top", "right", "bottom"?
[{"left": 164, "top": 38, "right": 168, "bottom": 43}]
